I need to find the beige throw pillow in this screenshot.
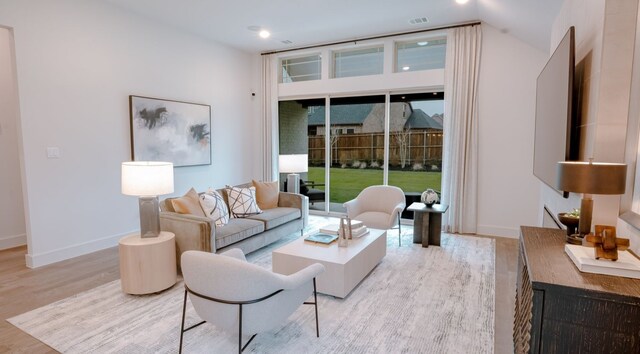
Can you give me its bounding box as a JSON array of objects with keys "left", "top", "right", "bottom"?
[
  {"left": 171, "top": 188, "right": 206, "bottom": 217},
  {"left": 252, "top": 180, "right": 279, "bottom": 210}
]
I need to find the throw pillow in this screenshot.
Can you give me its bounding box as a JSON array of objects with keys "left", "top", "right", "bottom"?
[
  {"left": 252, "top": 180, "right": 279, "bottom": 209},
  {"left": 171, "top": 188, "right": 206, "bottom": 217},
  {"left": 199, "top": 188, "right": 230, "bottom": 227},
  {"left": 226, "top": 185, "right": 262, "bottom": 218}
]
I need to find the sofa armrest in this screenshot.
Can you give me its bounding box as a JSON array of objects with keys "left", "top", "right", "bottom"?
[
  {"left": 278, "top": 192, "right": 309, "bottom": 227},
  {"left": 160, "top": 211, "right": 216, "bottom": 270}
]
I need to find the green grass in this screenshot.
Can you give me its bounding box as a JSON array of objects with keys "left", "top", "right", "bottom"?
[{"left": 307, "top": 167, "right": 441, "bottom": 203}]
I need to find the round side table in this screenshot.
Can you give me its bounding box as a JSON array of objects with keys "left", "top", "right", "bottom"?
[{"left": 119, "top": 231, "right": 177, "bottom": 295}]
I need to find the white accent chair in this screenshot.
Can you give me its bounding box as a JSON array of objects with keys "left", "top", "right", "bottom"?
[
  {"left": 343, "top": 185, "right": 406, "bottom": 246},
  {"left": 179, "top": 249, "right": 325, "bottom": 353}
]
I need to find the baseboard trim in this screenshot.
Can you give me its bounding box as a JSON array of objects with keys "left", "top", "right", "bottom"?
[
  {"left": 25, "top": 230, "right": 136, "bottom": 268},
  {"left": 476, "top": 225, "right": 519, "bottom": 239},
  {"left": 0, "top": 233, "right": 27, "bottom": 250}
]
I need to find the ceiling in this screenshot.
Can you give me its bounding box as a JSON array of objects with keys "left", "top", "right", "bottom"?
[{"left": 105, "top": 0, "right": 564, "bottom": 54}]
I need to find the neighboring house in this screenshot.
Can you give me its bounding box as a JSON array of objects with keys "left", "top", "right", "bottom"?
[{"left": 308, "top": 102, "right": 443, "bottom": 135}]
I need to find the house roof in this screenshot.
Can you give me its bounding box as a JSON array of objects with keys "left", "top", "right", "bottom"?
[
  {"left": 308, "top": 104, "right": 374, "bottom": 126},
  {"left": 404, "top": 110, "right": 443, "bottom": 130}
]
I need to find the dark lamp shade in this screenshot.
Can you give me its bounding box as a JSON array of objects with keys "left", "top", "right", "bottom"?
[{"left": 556, "top": 161, "right": 627, "bottom": 195}]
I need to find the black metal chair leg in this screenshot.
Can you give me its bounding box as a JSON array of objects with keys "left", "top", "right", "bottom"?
[
  {"left": 398, "top": 212, "right": 402, "bottom": 247},
  {"left": 313, "top": 278, "right": 319, "bottom": 337},
  {"left": 179, "top": 289, "right": 187, "bottom": 354},
  {"left": 238, "top": 304, "right": 243, "bottom": 354}
]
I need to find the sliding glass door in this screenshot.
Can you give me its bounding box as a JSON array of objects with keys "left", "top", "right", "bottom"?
[{"left": 278, "top": 91, "right": 444, "bottom": 216}]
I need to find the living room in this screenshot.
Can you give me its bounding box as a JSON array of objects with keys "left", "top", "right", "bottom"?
[{"left": 2, "top": 0, "right": 640, "bottom": 352}]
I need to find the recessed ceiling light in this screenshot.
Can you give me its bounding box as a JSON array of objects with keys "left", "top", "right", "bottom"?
[
  {"left": 402, "top": 66, "right": 410, "bottom": 71},
  {"left": 456, "top": 0, "right": 469, "bottom": 4},
  {"left": 417, "top": 41, "right": 429, "bottom": 46},
  {"left": 259, "top": 30, "right": 271, "bottom": 39}
]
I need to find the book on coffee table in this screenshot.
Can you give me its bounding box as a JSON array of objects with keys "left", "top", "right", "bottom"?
[
  {"left": 304, "top": 233, "right": 338, "bottom": 244},
  {"left": 319, "top": 222, "right": 366, "bottom": 236}
]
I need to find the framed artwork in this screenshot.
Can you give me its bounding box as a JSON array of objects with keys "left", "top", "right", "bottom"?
[{"left": 129, "top": 95, "right": 211, "bottom": 167}]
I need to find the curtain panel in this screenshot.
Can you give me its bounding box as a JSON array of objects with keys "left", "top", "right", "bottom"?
[{"left": 442, "top": 25, "right": 482, "bottom": 234}]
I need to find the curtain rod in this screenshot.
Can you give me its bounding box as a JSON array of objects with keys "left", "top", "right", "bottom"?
[{"left": 260, "top": 20, "right": 481, "bottom": 56}]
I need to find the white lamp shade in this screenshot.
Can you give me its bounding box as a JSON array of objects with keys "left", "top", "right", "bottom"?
[
  {"left": 121, "top": 161, "right": 174, "bottom": 196},
  {"left": 279, "top": 154, "right": 308, "bottom": 173}
]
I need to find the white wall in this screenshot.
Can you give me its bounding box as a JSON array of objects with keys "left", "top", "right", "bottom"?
[
  {"left": 0, "top": 0, "right": 260, "bottom": 267},
  {"left": 476, "top": 24, "right": 547, "bottom": 238},
  {"left": 0, "top": 27, "right": 26, "bottom": 250},
  {"left": 544, "top": 0, "right": 638, "bottom": 233}
]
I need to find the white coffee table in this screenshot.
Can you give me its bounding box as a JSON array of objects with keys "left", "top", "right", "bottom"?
[{"left": 272, "top": 228, "right": 387, "bottom": 298}]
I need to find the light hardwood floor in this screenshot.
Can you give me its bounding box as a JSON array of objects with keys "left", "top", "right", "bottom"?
[{"left": 0, "top": 235, "right": 518, "bottom": 353}]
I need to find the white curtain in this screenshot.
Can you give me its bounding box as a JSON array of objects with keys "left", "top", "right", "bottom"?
[
  {"left": 442, "top": 25, "right": 482, "bottom": 234},
  {"left": 261, "top": 54, "right": 278, "bottom": 181}
]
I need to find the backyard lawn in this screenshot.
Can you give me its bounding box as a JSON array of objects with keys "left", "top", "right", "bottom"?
[{"left": 307, "top": 167, "right": 442, "bottom": 203}]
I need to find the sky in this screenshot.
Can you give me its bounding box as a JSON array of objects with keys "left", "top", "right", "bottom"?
[{"left": 411, "top": 100, "right": 444, "bottom": 116}]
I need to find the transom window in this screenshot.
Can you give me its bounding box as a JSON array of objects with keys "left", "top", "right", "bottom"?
[
  {"left": 395, "top": 38, "right": 446, "bottom": 72},
  {"left": 333, "top": 46, "right": 384, "bottom": 78},
  {"left": 281, "top": 54, "right": 321, "bottom": 83}
]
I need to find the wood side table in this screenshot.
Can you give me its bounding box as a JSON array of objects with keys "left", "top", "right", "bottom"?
[
  {"left": 407, "top": 202, "right": 448, "bottom": 247},
  {"left": 119, "top": 231, "right": 177, "bottom": 295}
]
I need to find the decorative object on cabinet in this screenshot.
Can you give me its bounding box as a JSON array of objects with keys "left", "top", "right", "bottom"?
[
  {"left": 556, "top": 160, "right": 626, "bottom": 237},
  {"left": 557, "top": 210, "right": 580, "bottom": 244},
  {"left": 129, "top": 95, "right": 211, "bottom": 167},
  {"left": 583, "top": 225, "right": 630, "bottom": 261}
]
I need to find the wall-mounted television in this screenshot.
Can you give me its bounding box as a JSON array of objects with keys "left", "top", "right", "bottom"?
[{"left": 533, "top": 26, "right": 578, "bottom": 198}]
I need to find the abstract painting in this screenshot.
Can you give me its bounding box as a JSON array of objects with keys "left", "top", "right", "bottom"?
[{"left": 129, "top": 95, "right": 211, "bottom": 167}]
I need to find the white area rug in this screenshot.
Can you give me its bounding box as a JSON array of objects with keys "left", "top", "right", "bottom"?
[{"left": 8, "top": 220, "right": 495, "bottom": 353}]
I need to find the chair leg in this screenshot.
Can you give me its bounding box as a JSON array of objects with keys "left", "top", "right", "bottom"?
[
  {"left": 398, "top": 212, "right": 402, "bottom": 247},
  {"left": 238, "top": 304, "right": 243, "bottom": 354},
  {"left": 179, "top": 289, "right": 188, "bottom": 354},
  {"left": 313, "top": 278, "right": 319, "bottom": 337}
]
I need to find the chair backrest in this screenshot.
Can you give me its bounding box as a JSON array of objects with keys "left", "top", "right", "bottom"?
[
  {"left": 356, "top": 185, "right": 405, "bottom": 213},
  {"left": 181, "top": 251, "right": 311, "bottom": 334}
]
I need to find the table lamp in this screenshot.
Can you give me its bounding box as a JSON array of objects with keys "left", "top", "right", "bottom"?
[
  {"left": 556, "top": 160, "right": 626, "bottom": 240},
  {"left": 279, "top": 154, "right": 308, "bottom": 194},
  {"left": 122, "top": 161, "right": 174, "bottom": 238}
]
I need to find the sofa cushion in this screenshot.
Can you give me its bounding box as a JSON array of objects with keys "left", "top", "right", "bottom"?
[
  {"left": 199, "top": 189, "right": 230, "bottom": 227},
  {"left": 215, "top": 218, "right": 264, "bottom": 249},
  {"left": 247, "top": 207, "right": 301, "bottom": 230},
  {"left": 171, "top": 188, "right": 206, "bottom": 217},
  {"left": 252, "top": 180, "right": 279, "bottom": 209},
  {"left": 226, "top": 185, "right": 262, "bottom": 218}
]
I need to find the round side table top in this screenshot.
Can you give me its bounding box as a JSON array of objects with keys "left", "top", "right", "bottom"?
[{"left": 119, "top": 231, "right": 174, "bottom": 246}]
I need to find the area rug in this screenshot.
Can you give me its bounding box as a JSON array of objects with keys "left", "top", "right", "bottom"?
[{"left": 8, "top": 220, "right": 495, "bottom": 353}]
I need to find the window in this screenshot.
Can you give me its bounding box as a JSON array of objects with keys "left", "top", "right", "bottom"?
[
  {"left": 395, "top": 38, "right": 446, "bottom": 72},
  {"left": 333, "top": 46, "right": 384, "bottom": 78},
  {"left": 281, "top": 54, "right": 321, "bottom": 83}
]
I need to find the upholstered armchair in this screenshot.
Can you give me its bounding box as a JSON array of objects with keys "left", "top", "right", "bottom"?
[
  {"left": 179, "top": 249, "right": 325, "bottom": 353},
  {"left": 343, "top": 185, "right": 406, "bottom": 246}
]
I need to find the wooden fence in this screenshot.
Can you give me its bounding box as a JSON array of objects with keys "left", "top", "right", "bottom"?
[{"left": 308, "top": 129, "right": 443, "bottom": 169}]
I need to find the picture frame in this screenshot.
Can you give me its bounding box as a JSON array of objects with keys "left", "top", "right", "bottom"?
[{"left": 129, "top": 95, "right": 211, "bottom": 167}]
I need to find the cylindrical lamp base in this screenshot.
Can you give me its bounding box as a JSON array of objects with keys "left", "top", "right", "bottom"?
[
  {"left": 287, "top": 173, "right": 300, "bottom": 194},
  {"left": 578, "top": 195, "right": 593, "bottom": 237},
  {"left": 139, "top": 196, "right": 160, "bottom": 238}
]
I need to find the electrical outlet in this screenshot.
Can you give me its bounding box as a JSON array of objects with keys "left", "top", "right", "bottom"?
[{"left": 46, "top": 147, "right": 61, "bottom": 159}]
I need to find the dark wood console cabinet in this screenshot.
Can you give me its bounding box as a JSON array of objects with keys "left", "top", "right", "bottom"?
[{"left": 515, "top": 226, "right": 640, "bottom": 353}]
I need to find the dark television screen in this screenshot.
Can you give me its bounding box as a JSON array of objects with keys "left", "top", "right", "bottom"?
[{"left": 533, "top": 26, "right": 576, "bottom": 197}]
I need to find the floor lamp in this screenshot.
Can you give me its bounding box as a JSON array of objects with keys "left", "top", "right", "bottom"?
[
  {"left": 121, "top": 161, "right": 174, "bottom": 238},
  {"left": 279, "top": 154, "right": 308, "bottom": 194},
  {"left": 556, "top": 160, "right": 626, "bottom": 242}
]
